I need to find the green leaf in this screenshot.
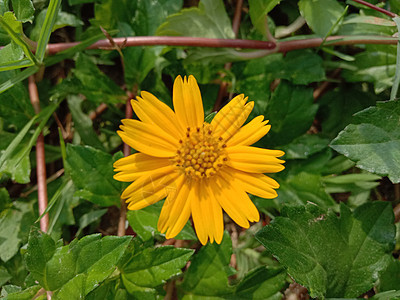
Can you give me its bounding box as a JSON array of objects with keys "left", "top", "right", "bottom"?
[
  {"left": 330, "top": 100, "right": 400, "bottom": 183},
  {"left": 0, "top": 12, "right": 38, "bottom": 65},
  {"left": 11, "top": 0, "right": 35, "bottom": 22},
  {"left": 262, "top": 80, "right": 318, "bottom": 147},
  {"left": 377, "top": 257, "right": 400, "bottom": 292},
  {"left": 0, "top": 285, "right": 41, "bottom": 300},
  {"left": 126, "top": 201, "right": 197, "bottom": 241},
  {"left": 180, "top": 232, "right": 234, "bottom": 297},
  {"left": 25, "top": 228, "right": 57, "bottom": 290},
  {"left": 26, "top": 229, "right": 132, "bottom": 297},
  {"left": 0, "top": 201, "right": 35, "bottom": 262},
  {"left": 121, "top": 246, "right": 193, "bottom": 293},
  {"left": 35, "top": 0, "right": 61, "bottom": 62},
  {"left": 318, "top": 87, "right": 377, "bottom": 139},
  {"left": 298, "top": 0, "right": 344, "bottom": 37},
  {"left": 0, "top": 266, "right": 12, "bottom": 287},
  {"left": 76, "top": 208, "right": 108, "bottom": 237},
  {"left": 156, "top": 0, "right": 234, "bottom": 39},
  {"left": 67, "top": 95, "right": 105, "bottom": 150},
  {"left": 338, "top": 14, "right": 397, "bottom": 36},
  {"left": 31, "top": 9, "right": 83, "bottom": 41},
  {"left": 248, "top": 0, "right": 280, "bottom": 37},
  {"left": 276, "top": 172, "right": 337, "bottom": 209},
  {"left": 0, "top": 65, "right": 39, "bottom": 94},
  {"left": 341, "top": 45, "right": 396, "bottom": 94},
  {"left": 280, "top": 134, "right": 329, "bottom": 159},
  {"left": 256, "top": 202, "right": 396, "bottom": 298},
  {"left": 0, "top": 41, "right": 29, "bottom": 71},
  {"left": 70, "top": 53, "right": 125, "bottom": 104},
  {"left": 232, "top": 267, "right": 286, "bottom": 300},
  {"left": 65, "top": 144, "right": 122, "bottom": 206}
]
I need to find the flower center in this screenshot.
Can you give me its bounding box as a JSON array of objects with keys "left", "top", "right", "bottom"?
[{"left": 173, "top": 123, "right": 227, "bottom": 180}]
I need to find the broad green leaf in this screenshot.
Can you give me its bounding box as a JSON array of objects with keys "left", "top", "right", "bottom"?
[
  {"left": 70, "top": 53, "right": 125, "bottom": 104},
  {"left": 330, "top": 100, "right": 400, "bottom": 183},
  {"left": 0, "top": 187, "right": 11, "bottom": 211},
  {"left": 298, "top": 0, "right": 344, "bottom": 37},
  {"left": 25, "top": 228, "right": 57, "bottom": 289},
  {"left": 180, "top": 232, "right": 234, "bottom": 297},
  {"left": 157, "top": 0, "right": 234, "bottom": 39},
  {"left": 126, "top": 201, "right": 196, "bottom": 241},
  {"left": 65, "top": 144, "right": 122, "bottom": 207},
  {"left": 232, "top": 267, "right": 286, "bottom": 300},
  {"left": 0, "top": 65, "right": 39, "bottom": 94},
  {"left": 280, "top": 134, "right": 329, "bottom": 159},
  {"left": 318, "top": 87, "right": 377, "bottom": 139},
  {"left": 377, "top": 257, "right": 400, "bottom": 292},
  {"left": 0, "top": 41, "right": 27, "bottom": 71},
  {"left": 0, "top": 266, "right": 12, "bottom": 286},
  {"left": 342, "top": 45, "right": 396, "bottom": 94},
  {"left": 262, "top": 80, "right": 318, "bottom": 147},
  {"left": 371, "top": 290, "right": 400, "bottom": 300},
  {"left": 256, "top": 202, "right": 395, "bottom": 298},
  {"left": 26, "top": 229, "right": 132, "bottom": 297},
  {"left": 30, "top": 9, "right": 83, "bottom": 41},
  {"left": 35, "top": 0, "right": 61, "bottom": 62},
  {"left": 248, "top": 0, "right": 280, "bottom": 37},
  {"left": 275, "top": 172, "right": 337, "bottom": 209},
  {"left": 67, "top": 95, "right": 105, "bottom": 150},
  {"left": 11, "top": 0, "right": 35, "bottom": 22},
  {"left": 121, "top": 246, "right": 193, "bottom": 294},
  {"left": 0, "top": 285, "right": 41, "bottom": 300},
  {"left": 0, "top": 197, "right": 33, "bottom": 264}
]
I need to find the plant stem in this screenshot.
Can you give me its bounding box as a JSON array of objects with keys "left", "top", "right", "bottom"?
[
  {"left": 28, "top": 76, "right": 49, "bottom": 233},
  {"left": 352, "top": 0, "right": 397, "bottom": 18}
]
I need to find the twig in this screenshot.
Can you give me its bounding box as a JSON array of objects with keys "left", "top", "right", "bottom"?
[
  {"left": 213, "top": 0, "right": 244, "bottom": 111},
  {"left": 313, "top": 68, "right": 341, "bottom": 100},
  {"left": 28, "top": 76, "right": 49, "bottom": 233},
  {"left": 394, "top": 203, "right": 400, "bottom": 223},
  {"left": 89, "top": 103, "right": 108, "bottom": 120},
  {"left": 352, "top": 0, "right": 397, "bottom": 18}
]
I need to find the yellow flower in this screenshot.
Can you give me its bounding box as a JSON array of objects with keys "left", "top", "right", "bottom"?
[{"left": 114, "top": 75, "right": 285, "bottom": 245}]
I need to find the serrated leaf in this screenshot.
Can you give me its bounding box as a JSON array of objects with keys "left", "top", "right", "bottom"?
[
  {"left": 65, "top": 144, "right": 122, "bottom": 207},
  {"left": 0, "top": 285, "right": 41, "bottom": 300},
  {"left": 330, "top": 100, "right": 400, "bottom": 183},
  {"left": 121, "top": 246, "right": 193, "bottom": 292},
  {"left": 157, "top": 0, "right": 234, "bottom": 39},
  {"left": 262, "top": 80, "right": 318, "bottom": 147},
  {"left": 180, "top": 232, "right": 234, "bottom": 297},
  {"left": 378, "top": 257, "right": 400, "bottom": 292},
  {"left": 256, "top": 202, "right": 396, "bottom": 298},
  {"left": 26, "top": 229, "right": 132, "bottom": 297},
  {"left": 280, "top": 134, "right": 329, "bottom": 159},
  {"left": 298, "top": 0, "right": 344, "bottom": 37}
]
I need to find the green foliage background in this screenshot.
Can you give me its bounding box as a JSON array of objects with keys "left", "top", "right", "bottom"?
[{"left": 0, "top": 0, "right": 400, "bottom": 299}]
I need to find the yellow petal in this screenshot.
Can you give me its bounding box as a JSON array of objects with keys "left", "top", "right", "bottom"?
[
  {"left": 124, "top": 168, "right": 178, "bottom": 210},
  {"left": 228, "top": 167, "right": 279, "bottom": 199},
  {"left": 227, "top": 116, "right": 271, "bottom": 147},
  {"left": 173, "top": 75, "right": 204, "bottom": 129},
  {"left": 212, "top": 95, "right": 254, "bottom": 140},
  {"left": 158, "top": 177, "right": 192, "bottom": 239},
  {"left": 191, "top": 181, "right": 211, "bottom": 245},
  {"left": 132, "top": 91, "right": 184, "bottom": 138},
  {"left": 210, "top": 175, "right": 249, "bottom": 228},
  {"left": 227, "top": 145, "right": 285, "bottom": 174},
  {"left": 118, "top": 119, "right": 178, "bottom": 157},
  {"left": 113, "top": 153, "right": 171, "bottom": 182},
  {"left": 205, "top": 180, "right": 224, "bottom": 244}
]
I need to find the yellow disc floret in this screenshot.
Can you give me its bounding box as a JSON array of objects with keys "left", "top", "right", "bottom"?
[{"left": 173, "top": 122, "right": 227, "bottom": 179}]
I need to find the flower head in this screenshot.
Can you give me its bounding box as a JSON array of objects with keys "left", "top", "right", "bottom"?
[{"left": 114, "top": 75, "right": 285, "bottom": 244}]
